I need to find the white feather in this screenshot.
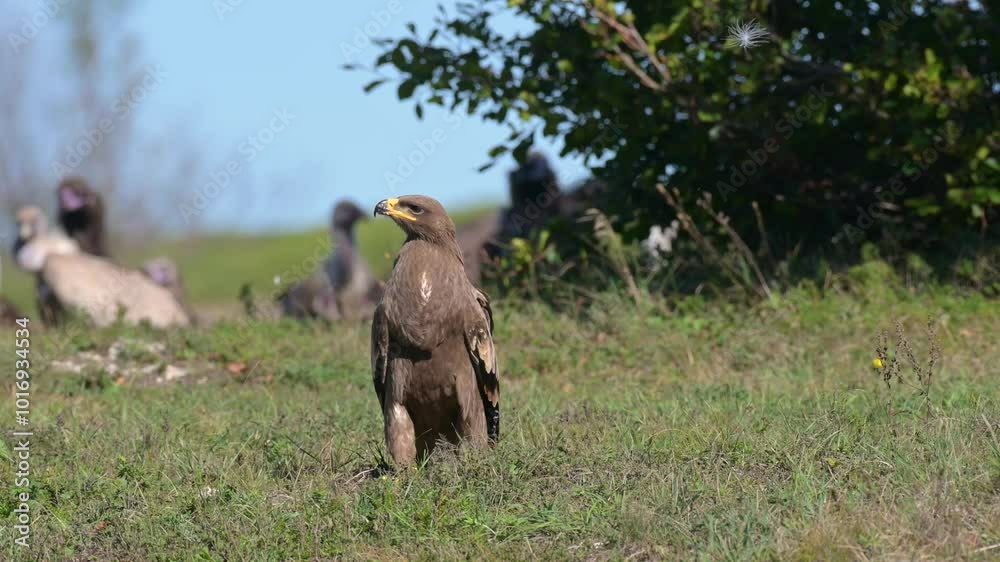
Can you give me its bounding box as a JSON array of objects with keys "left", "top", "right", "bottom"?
[{"left": 419, "top": 270, "right": 432, "bottom": 304}]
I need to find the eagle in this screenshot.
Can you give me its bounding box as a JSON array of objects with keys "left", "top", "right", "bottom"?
[{"left": 371, "top": 195, "right": 500, "bottom": 466}]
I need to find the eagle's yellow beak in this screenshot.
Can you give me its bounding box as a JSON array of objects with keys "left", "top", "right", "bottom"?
[{"left": 374, "top": 198, "right": 417, "bottom": 222}]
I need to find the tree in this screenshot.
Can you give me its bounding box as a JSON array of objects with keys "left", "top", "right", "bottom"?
[{"left": 366, "top": 0, "right": 999, "bottom": 265}]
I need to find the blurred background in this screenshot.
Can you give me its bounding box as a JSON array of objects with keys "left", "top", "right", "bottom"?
[
  {"left": 0, "top": 0, "right": 590, "bottom": 312},
  {"left": 2, "top": 0, "right": 998, "bottom": 314}
]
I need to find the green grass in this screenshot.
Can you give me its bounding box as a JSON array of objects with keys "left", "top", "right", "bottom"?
[{"left": 0, "top": 262, "right": 998, "bottom": 560}]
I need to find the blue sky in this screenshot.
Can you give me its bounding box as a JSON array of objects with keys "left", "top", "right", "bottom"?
[{"left": 124, "top": 0, "right": 591, "bottom": 231}]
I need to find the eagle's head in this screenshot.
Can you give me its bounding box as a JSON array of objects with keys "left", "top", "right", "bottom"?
[{"left": 374, "top": 195, "right": 456, "bottom": 244}]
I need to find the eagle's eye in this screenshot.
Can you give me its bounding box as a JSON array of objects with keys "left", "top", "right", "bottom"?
[{"left": 408, "top": 204, "right": 424, "bottom": 215}]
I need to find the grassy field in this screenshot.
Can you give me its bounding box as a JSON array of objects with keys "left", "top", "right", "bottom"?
[{"left": 0, "top": 251, "right": 998, "bottom": 560}]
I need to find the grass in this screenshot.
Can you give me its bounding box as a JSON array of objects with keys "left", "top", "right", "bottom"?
[{"left": 0, "top": 257, "right": 998, "bottom": 560}]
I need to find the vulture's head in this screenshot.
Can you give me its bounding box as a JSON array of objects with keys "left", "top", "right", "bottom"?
[
  {"left": 15, "top": 206, "right": 48, "bottom": 245},
  {"left": 332, "top": 200, "right": 366, "bottom": 232},
  {"left": 509, "top": 152, "right": 558, "bottom": 208},
  {"left": 143, "top": 257, "right": 181, "bottom": 288},
  {"left": 12, "top": 206, "right": 78, "bottom": 272},
  {"left": 374, "top": 195, "right": 456, "bottom": 243},
  {"left": 57, "top": 176, "right": 102, "bottom": 214}
]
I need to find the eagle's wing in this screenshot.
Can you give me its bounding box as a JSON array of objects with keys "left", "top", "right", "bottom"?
[
  {"left": 466, "top": 288, "right": 500, "bottom": 444},
  {"left": 371, "top": 302, "right": 389, "bottom": 411}
]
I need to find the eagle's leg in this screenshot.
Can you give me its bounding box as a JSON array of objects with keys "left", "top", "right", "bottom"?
[
  {"left": 455, "top": 392, "right": 488, "bottom": 447},
  {"left": 384, "top": 403, "right": 417, "bottom": 466}
]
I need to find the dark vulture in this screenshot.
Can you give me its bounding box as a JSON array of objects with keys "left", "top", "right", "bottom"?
[
  {"left": 277, "top": 270, "right": 336, "bottom": 320},
  {"left": 371, "top": 195, "right": 500, "bottom": 466},
  {"left": 14, "top": 207, "right": 189, "bottom": 328},
  {"left": 498, "top": 152, "right": 561, "bottom": 242},
  {"left": 323, "top": 200, "right": 382, "bottom": 319},
  {"left": 279, "top": 200, "right": 381, "bottom": 321},
  {"left": 57, "top": 177, "right": 110, "bottom": 257},
  {"left": 456, "top": 153, "right": 562, "bottom": 284},
  {"left": 458, "top": 155, "right": 610, "bottom": 285}
]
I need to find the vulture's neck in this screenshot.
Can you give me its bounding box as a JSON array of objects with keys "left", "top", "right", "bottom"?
[
  {"left": 63, "top": 209, "right": 108, "bottom": 257},
  {"left": 332, "top": 225, "right": 355, "bottom": 248}
]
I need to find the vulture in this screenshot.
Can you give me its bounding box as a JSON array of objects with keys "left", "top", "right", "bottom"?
[
  {"left": 13, "top": 206, "right": 76, "bottom": 325},
  {"left": 323, "top": 200, "right": 383, "bottom": 319},
  {"left": 456, "top": 153, "right": 562, "bottom": 284},
  {"left": 57, "top": 176, "right": 110, "bottom": 257},
  {"left": 371, "top": 195, "right": 500, "bottom": 466},
  {"left": 278, "top": 270, "right": 337, "bottom": 320},
  {"left": 14, "top": 207, "right": 190, "bottom": 328},
  {"left": 279, "top": 200, "right": 381, "bottom": 321},
  {"left": 498, "top": 152, "right": 561, "bottom": 242}
]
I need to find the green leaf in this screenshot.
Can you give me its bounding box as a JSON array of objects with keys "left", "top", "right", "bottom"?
[
  {"left": 696, "top": 111, "right": 721, "bottom": 123},
  {"left": 488, "top": 145, "right": 509, "bottom": 158},
  {"left": 363, "top": 79, "right": 387, "bottom": 93},
  {"left": 512, "top": 136, "right": 533, "bottom": 162},
  {"left": 397, "top": 79, "right": 417, "bottom": 100}
]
